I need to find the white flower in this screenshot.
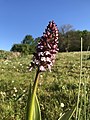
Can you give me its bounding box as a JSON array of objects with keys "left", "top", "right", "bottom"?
[
  {"left": 20, "top": 64, "right": 22, "bottom": 66},
  {"left": 13, "top": 66, "right": 16, "bottom": 68},
  {"left": 38, "top": 45, "right": 44, "bottom": 49},
  {"left": 13, "top": 87, "right": 17, "bottom": 92},
  {"left": 61, "top": 103, "right": 64, "bottom": 108},
  {"left": 34, "top": 59, "right": 39, "bottom": 65},
  {"left": 38, "top": 52, "right": 44, "bottom": 56},
  {"left": 13, "top": 94, "right": 16, "bottom": 97},
  {"left": 40, "top": 74, "right": 43, "bottom": 78},
  {"left": 0, "top": 91, "right": 6, "bottom": 96},
  {"left": 46, "top": 57, "right": 51, "bottom": 62},
  {"left": 12, "top": 80, "right": 14, "bottom": 83},
  {"left": 45, "top": 51, "right": 51, "bottom": 55},
  {"left": 40, "top": 66, "right": 46, "bottom": 71},
  {"left": 23, "top": 90, "right": 26, "bottom": 92},
  {"left": 41, "top": 57, "right": 46, "bottom": 61}
]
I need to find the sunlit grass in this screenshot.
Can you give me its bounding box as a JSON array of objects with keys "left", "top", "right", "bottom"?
[{"left": 0, "top": 50, "right": 90, "bottom": 120}]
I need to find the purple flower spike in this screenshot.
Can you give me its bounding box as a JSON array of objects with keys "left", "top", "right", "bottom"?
[{"left": 30, "top": 20, "right": 59, "bottom": 72}]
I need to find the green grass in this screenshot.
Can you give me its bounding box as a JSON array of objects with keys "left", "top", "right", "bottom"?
[{"left": 0, "top": 50, "right": 90, "bottom": 120}]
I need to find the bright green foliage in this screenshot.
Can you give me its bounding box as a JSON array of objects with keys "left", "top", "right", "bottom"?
[
  {"left": 11, "top": 35, "right": 36, "bottom": 55},
  {"left": 58, "top": 29, "right": 90, "bottom": 52},
  {"left": 21, "top": 35, "right": 34, "bottom": 45},
  {"left": 11, "top": 44, "right": 35, "bottom": 54},
  {"left": 33, "top": 95, "right": 41, "bottom": 120},
  {"left": 26, "top": 87, "right": 41, "bottom": 120},
  {"left": 26, "top": 69, "right": 41, "bottom": 120}
]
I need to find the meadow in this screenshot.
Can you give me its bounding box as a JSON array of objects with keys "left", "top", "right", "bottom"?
[{"left": 0, "top": 50, "right": 90, "bottom": 120}]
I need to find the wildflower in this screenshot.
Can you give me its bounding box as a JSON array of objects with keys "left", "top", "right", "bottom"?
[
  {"left": 29, "top": 20, "right": 59, "bottom": 72},
  {"left": 60, "top": 103, "right": 64, "bottom": 108},
  {"left": 13, "top": 93, "right": 16, "bottom": 97},
  {"left": 13, "top": 87, "right": 17, "bottom": 92},
  {"left": 20, "top": 63, "right": 22, "bottom": 66},
  {"left": 13, "top": 66, "right": 16, "bottom": 68},
  {"left": 12, "top": 80, "right": 14, "bottom": 83},
  {"left": 40, "top": 74, "right": 43, "bottom": 78},
  {"left": 23, "top": 89, "right": 26, "bottom": 92},
  {"left": 0, "top": 91, "right": 6, "bottom": 96}
]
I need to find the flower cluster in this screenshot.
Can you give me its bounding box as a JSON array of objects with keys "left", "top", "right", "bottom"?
[{"left": 30, "top": 20, "right": 59, "bottom": 72}]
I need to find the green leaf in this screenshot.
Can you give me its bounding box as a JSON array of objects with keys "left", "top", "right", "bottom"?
[
  {"left": 26, "top": 69, "right": 40, "bottom": 120},
  {"left": 58, "top": 106, "right": 76, "bottom": 120},
  {"left": 33, "top": 95, "right": 41, "bottom": 120}
]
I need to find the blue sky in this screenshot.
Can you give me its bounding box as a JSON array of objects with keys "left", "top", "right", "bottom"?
[{"left": 0, "top": 0, "right": 90, "bottom": 51}]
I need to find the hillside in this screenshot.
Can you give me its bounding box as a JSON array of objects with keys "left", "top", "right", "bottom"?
[{"left": 0, "top": 50, "right": 90, "bottom": 120}]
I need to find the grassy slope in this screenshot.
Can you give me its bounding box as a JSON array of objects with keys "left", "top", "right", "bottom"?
[{"left": 0, "top": 50, "right": 90, "bottom": 120}]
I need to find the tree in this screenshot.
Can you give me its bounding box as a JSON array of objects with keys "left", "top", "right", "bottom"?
[
  {"left": 59, "top": 24, "right": 74, "bottom": 52},
  {"left": 82, "top": 30, "right": 90, "bottom": 51},
  {"left": 59, "top": 24, "right": 74, "bottom": 35},
  {"left": 21, "top": 35, "right": 34, "bottom": 45},
  {"left": 34, "top": 37, "right": 40, "bottom": 45},
  {"left": 11, "top": 35, "right": 36, "bottom": 54},
  {"left": 68, "top": 30, "right": 81, "bottom": 51},
  {"left": 10, "top": 44, "right": 34, "bottom": 55}
]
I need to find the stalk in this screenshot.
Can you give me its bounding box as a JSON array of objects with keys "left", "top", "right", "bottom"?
[
  {"left": 76, "top": 37, "right": 83, "bottom": 120},
  {"left": 84, "top": 76, "right": 86, "bottom": 120},
  {"left": 26, "top": 68, "right": 40, "bottom": 120}
]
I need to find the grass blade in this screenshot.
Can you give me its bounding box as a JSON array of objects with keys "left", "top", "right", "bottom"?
[{"left": 58, "top": 106, "right": 76, "bottom": 120}]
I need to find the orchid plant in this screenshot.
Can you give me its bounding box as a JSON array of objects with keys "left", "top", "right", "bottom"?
[
  {"left": 25, "top": 21, "right": 59, "bottom": 120},
  {"left": 29, "top": 20, "right": 59, "bottom": 72},
  {"left": 26, "top": 21, "right": 75, "bottom": 120}
]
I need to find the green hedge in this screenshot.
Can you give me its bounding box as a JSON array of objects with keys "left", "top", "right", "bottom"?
[{"left": 11, "top": 44, "right": 35, "bottom": 55}]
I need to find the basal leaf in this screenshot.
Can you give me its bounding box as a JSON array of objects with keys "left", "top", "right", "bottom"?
[{"left": 33, "top": 95, "right": 41, "bottom": 120}]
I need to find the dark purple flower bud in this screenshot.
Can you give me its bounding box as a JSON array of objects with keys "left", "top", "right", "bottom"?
[{"left": 29, "top": 20, "right": 59, "bottom": 72}]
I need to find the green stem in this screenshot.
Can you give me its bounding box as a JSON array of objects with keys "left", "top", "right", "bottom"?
[
  {"left": 84, "top": 75, "right": 86, "bottom": 120},
  {"left": 76, "top": 37, "right": 83, "bottom": 120},
  {"left": 26, "top": 68, "right": 40, "bottom": 120}
]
